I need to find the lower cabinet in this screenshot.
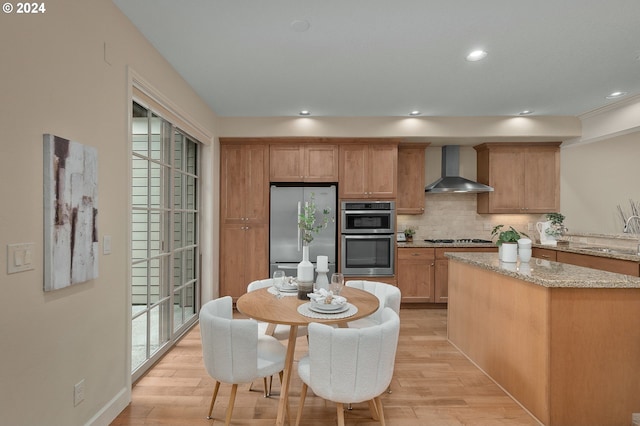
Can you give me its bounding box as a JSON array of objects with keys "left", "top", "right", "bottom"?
[
  {"left": 556, "top": 251, "right": 639, "bottom": 276},
  {"left": 398, "top": 246, "right": 499, "bottom": 304},
  {"left": 531, "top": 247, "right": 557, "bottom": 261},
  {"left": 220, "top": 223, "right": 269, "bottom": 300},
  {"left": 397, "top": 248, "right": 435, "bottom": 303},
  {"left": 434, "top": 247, "right": 498, "bottom": 303}
]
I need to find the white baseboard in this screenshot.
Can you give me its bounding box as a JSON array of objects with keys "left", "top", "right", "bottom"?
[{"left": 85, "top": 387, "right": 130, "bottom": 426}]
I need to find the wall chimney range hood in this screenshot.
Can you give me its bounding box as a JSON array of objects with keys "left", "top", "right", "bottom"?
[{"left": 424, "top": 145, "right": 494, "bottom": 193}]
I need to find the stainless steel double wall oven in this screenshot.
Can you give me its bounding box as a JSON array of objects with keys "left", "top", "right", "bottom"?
[{"left": 340, "top": 201, "right": 395, "bottom": 276}]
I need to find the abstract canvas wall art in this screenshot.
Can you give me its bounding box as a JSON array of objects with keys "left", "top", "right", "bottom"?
[{"left": 43, "top": 134, "right": 98, "bottom": 291}]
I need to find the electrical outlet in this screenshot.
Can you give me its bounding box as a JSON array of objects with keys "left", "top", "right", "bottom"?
[
  {"left": 528, "top": 222, "right": 534, "bottom": 231},
  {"left": 74, "top": 379, "right": 85, "bottom": 406},
  {"left": 483, "top": 223, "right": 492, "bottom": 231}
]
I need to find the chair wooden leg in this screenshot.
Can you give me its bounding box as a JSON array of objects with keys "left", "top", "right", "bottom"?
[
  {"left": 368, "top": 399, "right": 380, "bottom": 420},
  {"left": 373, "top": 396, "right": 386, "bottom": 426},
  {"left": 336, "top": 402, "right": 345, "bottom": 426},
  {"left": 224, "top": 384, "right": 238, "bottom": 426},
  {"left": 207, "top": 381, "right": 221, "bottom": 419},
  {"left": 294, "top": 383, "right": 308, "bottom": 426},
  {"left": 263, "top": 377, "right": 269, "bottom": 397}
]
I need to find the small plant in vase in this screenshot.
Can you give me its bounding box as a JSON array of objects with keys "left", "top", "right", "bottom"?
[
  {"left": 545, "top": 213, "right": 566, "bottom": 237},
  {"left": 492, "top": 225, "right": 529, "bottom": 262},
  {"left": 297, "top": 194, "right": 333, "bottom": 286},
  {"left": 404, "top": 227, "right": 416, "bottom": 242}
]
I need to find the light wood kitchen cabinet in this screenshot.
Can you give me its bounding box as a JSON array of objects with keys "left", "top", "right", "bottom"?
[
  {"left": 219, "top": 142, "right": 270, "bottom": 299},
  {"left": 475, "top": 142, "right": 561, "bottom": 214},
  {"left": 220, "top": 143, "right": 269, "bottom": 223},
  {"left": 219, "top": 223, "right": 269, "bottom": 300},
  {"left": 532, "top": 247, "right": 557, "bottom": 261},
  {"left": 270, "top": 143, "right": 339, "bottom": 182},
  {"left": 397, "top": 144, "right": 429, "bottom": 214},
  {"left": 434, "top": 247, "right": 498, "bottom": 303},
  {"left": 556, "top": 251, "right": 639, "bottom": 276},
  {"left": 397, "top": 248, "right": 435, "bottom": 303},
  {"left": 339, "top": 143, "right": 398, "bottom": 199}
]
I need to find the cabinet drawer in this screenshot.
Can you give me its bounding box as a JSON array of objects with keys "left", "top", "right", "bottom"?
[
  {"left": 398, "top": 248, "right": 435, "bottom": 261},
  {"left": 435, "top": 247, "right": 497, "bottom": 260}
]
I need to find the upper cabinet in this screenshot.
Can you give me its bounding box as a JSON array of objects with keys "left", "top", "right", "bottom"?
[
  {"left": 475, "top": 142, "right": 561, "bottom": 214},
  {"left": 270, "top": 143, "right": 339, "bottom": 182},
  {"left": 339, "top": 142, "right": 398, "bottom": 199},
  {"left": 220, "top": 143, "right": 270, "bottom": 223},
  {"left": 397, "top": 144, "right": 429, "bottom": 214}
]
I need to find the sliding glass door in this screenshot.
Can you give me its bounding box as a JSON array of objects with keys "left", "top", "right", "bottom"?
[{"left": 131, "top": 101, "right": 200, "bottom": 380}]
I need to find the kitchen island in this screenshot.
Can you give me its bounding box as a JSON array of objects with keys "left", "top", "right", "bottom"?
[{"left": 446, "top": 252, "right": 640, "bottom": 426}]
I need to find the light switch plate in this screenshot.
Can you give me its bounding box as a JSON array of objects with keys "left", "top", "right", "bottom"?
[
  {"left": 103, "top": 235, "right": 112, "bottom": 255},
  {"left": 7, "top": 243, "right": 35, "bottom": 274}
]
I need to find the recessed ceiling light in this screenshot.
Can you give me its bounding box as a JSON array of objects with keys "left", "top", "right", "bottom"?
[
  {"left": 409, "top": 110, "right": 421, "bottom": 116},
  {"left": 299, "top": 110, "right": 311, "bottom": 116},
  {"left": 466, "top": 50, "right": 488, "bottom": 62},
  {"left": 519, "top": 110, "right": 534, "bottom": 115},
  {"left": 605, "top": 91, "right": 627, "bottom": 99},
  {"left": 290, "top": 19, "right": 311, "bottom": 32}
]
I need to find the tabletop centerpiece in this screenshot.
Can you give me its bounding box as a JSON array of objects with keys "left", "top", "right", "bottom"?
[{"left": 297, "top": 194, "right": 333, "bottom": 298}]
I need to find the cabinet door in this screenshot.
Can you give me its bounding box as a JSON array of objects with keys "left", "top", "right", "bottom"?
[
  {"left": 339, "top": 144, "right": 368, "bottom": 199},
  {"left": 486, "top": 149, "right": 525, "bottom": 212},
  {"left": 244, "top": 145, "right": 269, "bottom": 223},
  {"left": 397, "top": 249, "right": 434, "bottom": 303},
  {"left": 434, "top": 259, "right": 449, "bottom": 302},
  {"left": 523, "top": 147, "right": 560, "bottom": 212},
  {"left": 368, "top": 144, "right": 397, "bottom": 199},
  {"left": 270, "top": 145, "right": 303, "bottom": 182},
  {"left": 220, "top": 224, "right": 248, "bottom": 299},
  {"left": 220, "top": 145, "right": 245, "bottom": 223},
  {"left": 305, "top": 144, "right": 339, "bottom": 182},
  {"left": 244, "top": 223, "right": 269, "bottom": 283},
  {"left": 556, "top": 251, "right": 639, "bottom": 276},
  {"left": 397, "top": 145, "right": 426, "bottom": 214}
]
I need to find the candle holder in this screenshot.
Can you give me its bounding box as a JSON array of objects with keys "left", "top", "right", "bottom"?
[{"left": 315, "top": 268, "right": 329, "bottom": 291}]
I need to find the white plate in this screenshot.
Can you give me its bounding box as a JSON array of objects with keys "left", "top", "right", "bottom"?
[
  {"left": 308, "top": 302, "right": 349, "bottom": 313},
  {"left": 278, "top": 286, "right": 298, "bottom": 293}
]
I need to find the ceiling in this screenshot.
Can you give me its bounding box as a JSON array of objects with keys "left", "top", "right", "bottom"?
[{"left": 113, "top": 0, "right": 640, "bottom": 118}]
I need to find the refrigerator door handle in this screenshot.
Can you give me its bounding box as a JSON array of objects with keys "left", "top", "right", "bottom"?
[
  {"left": 277, "top": 264, "right": 299, "bottom": 271},
  {"left": 297, "top": 201, "right": 301, "bottom": 252}
]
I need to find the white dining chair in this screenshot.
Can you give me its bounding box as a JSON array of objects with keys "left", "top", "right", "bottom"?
[
  {"left": 199, "top": 296, "right": 287, "bottom": 425},
  {"left": 344, "top": 280, "right": 401, "bottom": 328},
  {"left": 247, "top": 278, "right": 309, "bottom": 340},
  {"left": 295, "top": 308, "right": 400, "bottom": 426}
]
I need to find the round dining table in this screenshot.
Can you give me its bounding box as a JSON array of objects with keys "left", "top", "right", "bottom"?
[{"left": 236, "top": 285, "right": 380, "bottom": 426}]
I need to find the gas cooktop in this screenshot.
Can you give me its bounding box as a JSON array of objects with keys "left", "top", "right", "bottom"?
[{"left": 424, "top": 238, "right": 493, "bottom": 244}]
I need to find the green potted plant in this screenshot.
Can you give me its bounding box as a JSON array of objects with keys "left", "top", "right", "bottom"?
[
  {"left": 545, "top": 212, "right": 566, "bottom": 237},
  {"left": 491, "top": 225, "right": 529, "bottom": 262},
  {"left": 404, "top": 227, "right": 416, "bottom": 242}
]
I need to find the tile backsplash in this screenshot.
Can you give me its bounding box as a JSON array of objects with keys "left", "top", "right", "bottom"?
[{"left": 397, "top": 193, "right": 544, "bottom": 241}]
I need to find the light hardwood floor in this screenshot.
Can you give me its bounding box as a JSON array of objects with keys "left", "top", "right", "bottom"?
[{"left": 111, "top": 308, "right": 539, "bottom": 425}]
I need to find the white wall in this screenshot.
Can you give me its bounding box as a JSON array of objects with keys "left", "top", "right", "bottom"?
[{"left": 0, "top": 1, "right": 218, "bottom": 425}]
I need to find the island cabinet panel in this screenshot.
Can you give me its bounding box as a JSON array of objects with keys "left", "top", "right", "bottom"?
[
  {"left": 397, "top": 248, "right": 435, "bottom": 303},
  {"left": 339, "top": 143, "right": 397, "bottom": 199},
  {"left": 448, "top": 259, "right": 640, "bottom": 426},
  {"left": 434, "top": 247, "right": 497, "bottom": 303},
  {"left": 270, "top": 143, "right": 338, "bottom": 182},
  {"left": 397, "top": 144, "right": 428, "bottom": 214},
  {"left": 556, "top": 251, "right": 639, "bottom": 276},
  {"left": 475, "top": 142, "right": 560, "bottom": 214}
]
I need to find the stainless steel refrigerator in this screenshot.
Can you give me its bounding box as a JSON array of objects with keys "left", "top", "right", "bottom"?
[{"left": 269, "top": 184, "right": 337, "bottom": 279}]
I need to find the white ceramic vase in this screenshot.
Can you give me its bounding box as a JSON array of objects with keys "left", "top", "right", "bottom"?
[
  {"left": 297, "top": 245, "right": 314, "bottom": 283},
  {"left": 501, "top": 242, "right": 518, "bottom": 263}
]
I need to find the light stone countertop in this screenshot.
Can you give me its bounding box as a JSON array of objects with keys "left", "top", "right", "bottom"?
[{"left": 446, "top": 252, "right": 640, "bottom": 289}]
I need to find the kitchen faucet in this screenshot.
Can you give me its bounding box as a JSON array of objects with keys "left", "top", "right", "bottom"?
[{"left": 623, "top": 215, "right": 640, "bottom": 233}]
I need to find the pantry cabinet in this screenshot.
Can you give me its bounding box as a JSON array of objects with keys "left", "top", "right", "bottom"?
[
  {"left": 270, "top": 143, "right": 339, "bottom": 182},
  {"left": 339, "top": 143, "right": 397, "bottom": 199},
  {"left": 475, "top": 142, "right": 561, "bottom": 214},
  {"left": 397, "top": 144, "right": 429, "bottom": 214},
  {"left": 219, "top": 142, "right": 270, "bottom": 299}
]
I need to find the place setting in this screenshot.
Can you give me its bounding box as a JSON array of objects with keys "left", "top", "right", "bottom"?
[
  {"left": 269, "top": 271, "right": 299, "bottom": 298},
  {"left": 297, "top": 273, "right": 358, "bottom": 319}
]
